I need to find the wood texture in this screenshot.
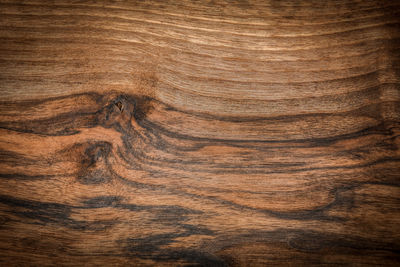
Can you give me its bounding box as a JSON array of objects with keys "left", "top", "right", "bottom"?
[{"left": 0, "top": 0, "right": 400, "bottom": 265}]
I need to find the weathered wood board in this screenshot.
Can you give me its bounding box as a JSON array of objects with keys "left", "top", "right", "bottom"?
[{"left": 0, "top": 0, "right": 399, "bottom": 265}]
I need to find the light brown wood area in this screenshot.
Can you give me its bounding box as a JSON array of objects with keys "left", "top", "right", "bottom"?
[{"left": 0, "top": 0, "right": 399, "bottom": 266}]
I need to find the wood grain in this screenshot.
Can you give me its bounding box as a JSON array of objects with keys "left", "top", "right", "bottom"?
[{"left": 0, "top": 0, "right": 400, "bottom": 265}]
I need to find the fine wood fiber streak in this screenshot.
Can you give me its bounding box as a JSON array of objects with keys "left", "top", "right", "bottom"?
[{"left": 0, "top": 0, "right": 399, "bottom": 266}]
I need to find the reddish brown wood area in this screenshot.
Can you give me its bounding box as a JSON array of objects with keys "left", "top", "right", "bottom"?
[{"left": 0, "top": 0, "right": 400, "bottom": 266}]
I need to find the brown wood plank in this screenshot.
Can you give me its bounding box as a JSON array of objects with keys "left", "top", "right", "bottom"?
[{"left": 0, "top": 0, "right": 399, "bottom": 265}]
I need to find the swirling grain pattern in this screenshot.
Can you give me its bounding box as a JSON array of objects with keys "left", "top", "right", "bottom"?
[{"left": 0, "top": 0, "right": 399, "bottom": 266}]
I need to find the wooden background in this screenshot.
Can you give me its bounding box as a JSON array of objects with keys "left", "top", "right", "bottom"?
[{"left": 0, "top": 0, "right": 399, "bottom": 265}]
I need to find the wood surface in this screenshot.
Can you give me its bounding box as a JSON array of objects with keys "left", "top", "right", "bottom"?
[{"left": 0, "top": 0, "right": 400, "bottom": 266}]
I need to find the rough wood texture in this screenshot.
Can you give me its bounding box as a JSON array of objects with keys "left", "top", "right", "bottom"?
[{"left": 0, "top": 0, "right": 400, "bottom": 266}]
